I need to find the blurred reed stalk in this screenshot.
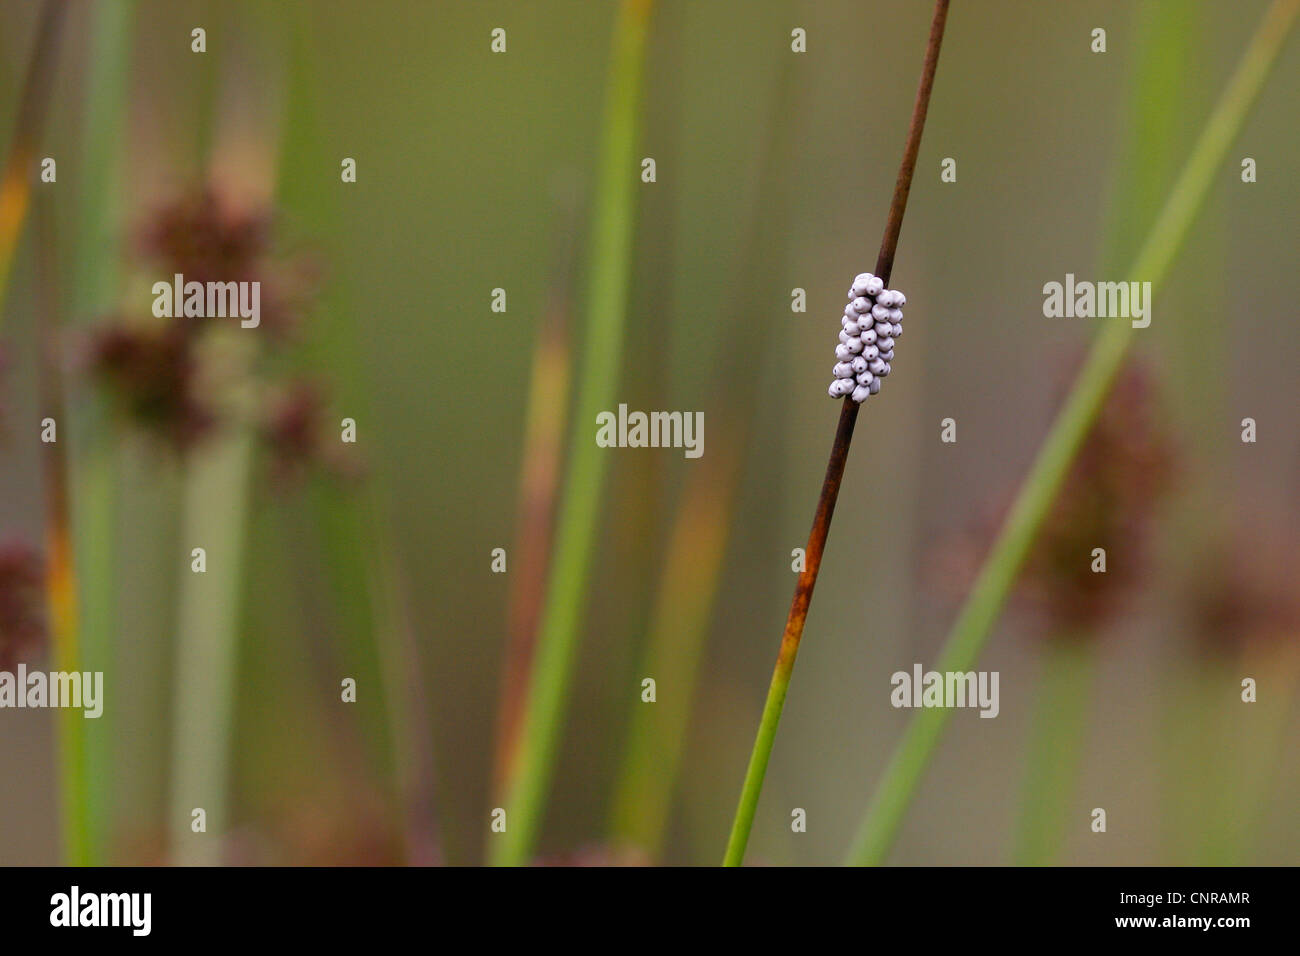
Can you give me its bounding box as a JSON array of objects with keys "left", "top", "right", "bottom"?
[
  {"left": 490, "top": 0, "right": 654, "bottom": 867},
  {"left": 608, "top": 46, "right": 798, "bottom": 859},
  {"left": 34, "top": 203, "right": 89, "bottom": 866},
  {"left": 1014, "top": 2, "right": 1193, "bottom": 868},
  {"left": 1012, "top": 636, "right": 1094, "bottom": 865},
  {"left": 169, "top": 28, "right": 284, "bottom": 863},
  {"left": 722, "top": 0, "right": 950, "bottom": 867},
  {"left": 0, "top": 0, "right": 79, "bottom": 864},
  {"left": 0, "top": 0, "right": 66, "bottom": 322},
  {"left": 276, "top": 2, "right": 440, "bottom": 863},
  {"left": 490, "top": 188, "right": 580, "bottom": 798},
  {"left": 68, "top": 0, "right": 135, "bottom": 869},
  {"left": 168, "top": 338, "right": 256, "bottom": 865},
  {"left": 608, "top": 443, "right": 737, "bottom": 854},
  {"left": 1209, "top": 643, "right": 1300, "bottom": 862},
  {"left": 1168, "top": 528, "right": 1300, "bottom": 863},
  {"left": 846, "top": 0, "right": 1300, "bottom": 866}
]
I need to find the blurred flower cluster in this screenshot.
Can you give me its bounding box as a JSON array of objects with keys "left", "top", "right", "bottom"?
[
  {"left": 1018, "top": 359, "right": 1177, "bottom": 631},
  {"left": 85, "top": 187, "right": 351, "bottom": 486},
  {"left": 1188, "top": 519, "right": 1300, "bottom": 657},
  {"left": 0, "top": 539, "right": 45, "bottom": 670},
  {"left": 929, "top": 356, "right": 1178, "bottom": 638}
]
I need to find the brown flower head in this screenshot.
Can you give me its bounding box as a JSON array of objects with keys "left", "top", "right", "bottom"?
[
  {"left": 136, "top": 186, "right": 315, "bottom": 339},
  {"left": 1018, "top": 357, "right": 1177, "bottom": 631},
  {"left": 924, "top": 356, "right": 1177, "bottom": 637},
  {"left": 259, "top": 379, "right": 362, "bottom": 489},
  {"left": 137, "top": 186, "right": 270, "bottom": 287},
  {"left": 0, "top": 539, "right": 46, "bottom": 670},
  {"left": 1188, "top": 520, "right": 1300, "bottom": 658},
  {"left": 87, "top": 322, "right": 215, "bottom": 450}
]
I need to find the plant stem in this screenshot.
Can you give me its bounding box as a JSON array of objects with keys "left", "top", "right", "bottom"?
[
  {"left": 0, "top": 0, "right": 66, "bottom": 325},
  {"left": 722, "top": 0, "right": 951, "bottom": 868},
  {"left": 491, "top": 190, "right": 579, "bottom": 798},
  {"left": 34, "top": 203, "right": 88, "bottom": 867},
  {"left": 609, "top": 45, "right": 799, "bottom": 859},
  {"left": 490, "top": 0, "right": 654, "bottom": 867},
  {"left": 846, "top": 0, "right": 1300, "bottom": 867},
  {"left": 1012, "top": 636, "right": 1094, "bottom": 865},
  {"left": 67, "top": 0, "right": 135, "bottom": 869},
  {"left": 609, "top": 444, "right": 738, "bottom": 853},
  {"left": 168, "top": 412, "right": 255, "bottom": 865}
]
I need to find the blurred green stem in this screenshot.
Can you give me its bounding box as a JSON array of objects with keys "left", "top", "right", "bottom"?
[
  {"left": 66, "top": 0, "right": 134, "bottom": 866},
  {"left": 846, "top": 0, "right": 1300, "bottom": 866},
  {"left": 608, "top": 448, "right": 737, "bottom": 853},
  {"left": 490, "top": 0, "right": 653, "bottom": 866},
  {"left": 0, "top": 0, "right": 65, "bottom": 322},
  {"left": 168, "top": 362, "right": 255, "bottom": 864},
  {"left": 723, "top": 0, "right": 950, "bottom": 867},
  {"left": 1012, "top": 636, "right": 1094, "bottom": 865}
]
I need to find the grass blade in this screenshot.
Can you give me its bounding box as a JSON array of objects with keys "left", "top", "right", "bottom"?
[{"left": 490, "top": 0, "right": 654, "bottom": 867}]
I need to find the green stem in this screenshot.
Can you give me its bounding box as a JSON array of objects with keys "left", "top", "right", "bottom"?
[
  {"left": 608, "top": 449, "right": 736, "bottom": 853},
  {"left": 723, "top": 0, "right": 951, "bottom": 867},
  {"left": 1012, "top": 637, "right": 1095, "bottom": 865},
  {"left": 168, "top": 413, "right": 254, "bottom": 865},
  {"left": 490, "top": 0, "right": 653, "bottom": 866},
  {"left": 845, "top": 0, "right": 1300, "bottom": 866},
  {"left": 66, "top": 0, "right": 134, "bottom": 866}
]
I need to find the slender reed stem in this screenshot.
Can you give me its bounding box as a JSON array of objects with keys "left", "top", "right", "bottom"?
[
  {"left": 274, "top": 3, "right": 441, "bottom": 863},
  {"left": 1012, "top": 636, "right": 1094, "bottom": 865},
  {"left": 491, "top": 191, "right": 579, "bottom": 797},
  {"left": 722, "top": 0, "right": 951, "bottom": 867},
  {"left": 489, "top": 0, "right": 654, "bottom": 867},
  {"left": 0, "top": 0, "right": 66, "bottom": 325},
  {"left": 609, "top": 445, "right": 739, "bottom": 852},
  {"left": 67, "top": 0, "right": 135, "bottom": 868},
  {"left": 168, "top": 384, "right": 255, "bottom": 865},
  {"left": 608, "top": 46, "right": 798, "bottom": 859},
  {"left": 34, "top": 204, "right": 88, "bottom": 866},
  {"left": 846, "top": 0, "right": 1300, "bottom": 866}
]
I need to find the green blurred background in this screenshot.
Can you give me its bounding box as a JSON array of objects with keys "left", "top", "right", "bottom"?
[{"left": 0, "top": 0, "right": 1296, "bottom": 865}]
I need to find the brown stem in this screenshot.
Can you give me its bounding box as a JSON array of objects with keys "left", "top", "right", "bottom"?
[
  {"left": 723, "top": 0, "right": 950, "bottom": 866},
  {"left": 783, "top": 0, "right": 948, "bottom": 702}
]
